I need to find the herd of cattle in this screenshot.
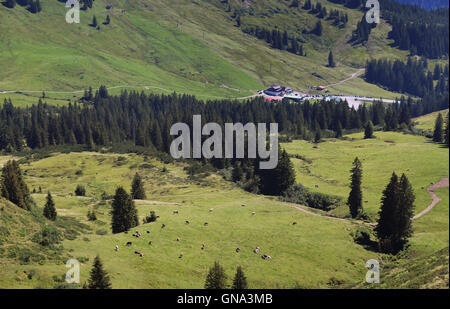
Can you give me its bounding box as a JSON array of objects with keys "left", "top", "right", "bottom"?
[{"left": 112, "top": 207, "right": 293, "bottom": 261}]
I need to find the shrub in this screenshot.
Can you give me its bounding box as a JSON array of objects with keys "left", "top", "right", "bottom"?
[
  {"left": 75, "top": 185, "right": 86, "bottom": 197},
  {"left": 351, "top": 227, "right": 372, "bottom": 246},
  {"left": 281, "top": 184, "right": 342, "bottom": 211},
  {"left": 32, "top": 226, "right": 63, "bottom": 247},
  {"left": 96, "top": 229, "right": 107, "bottom": 235},
  {"left": 143, "top": 211, "right": 157, "bottom": 224},
  {"left": 87, "top": 210, "right": 97, "bottom": 221}
]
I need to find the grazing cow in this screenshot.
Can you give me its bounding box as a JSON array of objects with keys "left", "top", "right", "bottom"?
[
  {"left": 261, "top": 255, "right": 271, "bottom": 260},
  {"left": 315, "top": 184, "right": 319, "bottom": 188},
  {"left": 292, "top": 222, "right": 297, "bottom": 226},
  {"left": 173, "top": 210, "right": 179, "bottom": 214},
  {"left": 161, "top": 224, "right": 166, "bottom": 229},
  {"left": 126, "top": 242, "right": 132, "bottom": 246},
  {"left": 179, "top": 253, "right": 184, "bottom": 258},
  {"left": 139, "top": 253, "right": 144, "bottom": 257},
  {"left": 146, "top": 231, "right": 150, "bottom": 234},
  {"left": 185, "top": 220, "right": 190, "bottom": 225},
  {"left": 176, "top": 237, "right": 181, "bottom": 242},
  {"left": 252, "top": 212, "right": 256, "bottom": 216},
  {"left": 156, "top": 216, "right": 160, "bottom": 219},
  {"left": 134, "top": 251, "right": 139, "bottom": 254},
  {"left": 204, "top": 222, "right": 209, "bottom": 226},
  {"left": 115, "top": 245, "right": 119, "bottom": 252},
  {"left": 201, "top": 243, "right": 205, "bottom": 250},
  {"left": 209, "top": 208, "right": 214, "bottom": 212},
  {"left": 148, "top": 241, "right": 153, "bottom": 245},
  {"left": 241, "top": 204, "right": 246, "bottom": 207},
  {"left": 236, "top": 248, "right": 240, "bottom": 253}
]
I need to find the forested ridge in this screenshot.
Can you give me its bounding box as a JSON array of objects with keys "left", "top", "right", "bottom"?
[{"left": 0, "top": 88, "right": 448, "bottom": 154}]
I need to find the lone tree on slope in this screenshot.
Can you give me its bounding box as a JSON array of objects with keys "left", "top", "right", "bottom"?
[
  {"left": 111, "top": 187, "right": 139, "bottom": 234},
  {"left": 232, "top": 266, "right": 248, "bottom": 289},
  {"left": 43, "top": 191, "right": 57, "bottom": 221},
  {"left": 347, "top": 157, "right": 364, "bottom": 218},
  {"left": 364, "top": 121, "right": 374, "bottom": 139},
  {"left": 87, "top": 255, "right": 112, "bottom": 289},
  {"left": 131, "top": 173, "right": 146, "bottom": 200},
  {"left": 328, "top": 50, "right": 336, "bottom": 67},
  {"left": 205, "top": 261, "right": 227, "bottom": 289}
]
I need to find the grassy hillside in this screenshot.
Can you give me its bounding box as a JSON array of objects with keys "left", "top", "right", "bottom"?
[
  {"left": 0, "top": 130, "right": 447, "bottom": 288},
  {"left": 0, "top": 0, "right": 409, "bottom": 106},
  {"left": 1, "top": 152, "right": 380, "bottom": 289},
  {"left": 413, "top": 109, "right": 449, "bottom": 132}
]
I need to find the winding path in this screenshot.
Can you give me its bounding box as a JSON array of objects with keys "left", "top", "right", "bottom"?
[{"left": 413, "top": 178, "right": 449, "bottom": 220}]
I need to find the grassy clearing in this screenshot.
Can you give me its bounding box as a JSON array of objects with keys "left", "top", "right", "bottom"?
[
  {"left": 281, "top": 131, "right": 449, "bottom": 258},
  {"left": 1, "top": 152, "right": 379, "bottom": 288}
]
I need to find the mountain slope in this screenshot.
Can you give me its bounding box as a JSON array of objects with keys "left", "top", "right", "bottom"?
[{"left": 0, "top": 0, "right": 409, "bottom": 102}]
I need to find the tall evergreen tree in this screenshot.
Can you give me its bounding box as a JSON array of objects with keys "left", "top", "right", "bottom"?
[
  {"left": 43, "top": 191, "right": 57, "bottom": 221},
  {"left": 364, "top": 121, "right": 374, "bottom": 139},
  {"left": 375, "top": 173, "right": 400, "bottom": 253},
  {"left": 204, "top": 261, "right": 227, "bottom": 289},
  {"left": 131, "top": 173, "right": 146, "bottom": 200},
  {"left": 347, "top": 157, "right": 363, "bottom": 218},
  {"left": 1, "top": 160, "right": 32, "bottom": 210},
  {"left": 111, "top": 187, "right": 139, "bottom": 234},
  {"left": 375, "top": 172, "right": 415, "bottom": 254},
  {"left": 258, "top": 149, "right": 296, "bottom": 196},
  {"left": 87, "top": 255, "right": 112, "bottom": 289},
  {"left": 6, "top": 0, "right": 16, "bottom": 8},
  {"left": 433, "top": 113, "right": 444, "bottom": 143},
  {"left": 232, "top": 266, "right": 248, "bottom": 289},
  {"left": 328, "top": 50, "right": 336, "bottom": 68}
]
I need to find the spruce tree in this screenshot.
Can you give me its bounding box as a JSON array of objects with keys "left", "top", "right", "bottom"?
[
  {"left": 375, "top": 173, "right": 400, "bottom": 253},
  {"left": 1, "top": 160, "right": 32, "bottom": 210},
  {"left": 232, "top": 266, "right": 248, "bottom": 289},
  {"left": 347, "top": 157, "right": 363, "bottom": 218},
  {"left": 92, "top": 15, "right": 98, "bottom": 28},
  {"left": 328, "top": 50, "right": 336, "bottom": 67},
  {"left": 364, "top": 121, "right": 374, "bottom": 139},
  {"left": 433, "top": 113, "right": 444, "bottom": 143},
  {"left": 396, "top": 174, "right": 415, "bottom": 251},
  {"left": 43, "top": 191, "right": 57, "bottom": 221},
  {"left": 131, "top": 173, "right": 146, "bottom": 200},
  {"left": 111, "top": 187, "right": 139, "bottom": 234},
  {"left": 204, "top": 261, "right": 227, "bottom": 289},
  {"left": 87, "top": 255, "right": 112, "bottom": 289}
]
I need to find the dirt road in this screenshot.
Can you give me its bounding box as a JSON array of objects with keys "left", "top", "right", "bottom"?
[{"left": 413, "top": 178, "right": 449, "bottom": 220}]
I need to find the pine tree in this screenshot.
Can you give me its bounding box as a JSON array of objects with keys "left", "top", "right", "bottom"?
[
  {"left": 347, "top": 157, "right": 363, "bottom": 218},
  {"left": 314, "top": 130, "right": 321, "bottom": 143},
  {"left": 375, "top": 173, "right": 400, "bottom": 253},
  {"left": 232, "top": 266, "right": 248, "bottom": 289},
  {"left": 335, "top": 122, "right": 343, "bottom": 138},
  {"left": 111, "top": 187, "right": 139, "bottom": 234},
  {"left": 43, "top": 191, "right": 57, "bottom": 221},
  {"left": 205, "top": 261, "right": 227, "bottom": 289},
  {"left": 396, "top": 174, "right": 415, "bottom": 251},
  {"left": 1, "top": 160, "right": 32, "bottom": 210},
  {"left": 433, "top": 113, "right": 444, "bottom": 143},
  {"left": 92, "top": 15, "right": 98, "bottom": 28},
  {"left": 314, "top": 20, "right": 323, "bottom": 36},
  {"left": 258, "top": 149, "right": 296, "bottom": 196},
  {"left": 131, "top": 173, "right": 146, "bottom": 200},
  {"left": 364, "top": 121, "right": 374, "bottom": 139},
  {"left": 87, "top": 255, "right": 112, "bottom": 289},
  {"left": 328, "top": 50, "right": 336, "bottom": 67},
  {"left": 105, "top": 15, "right": 111, "bottom": 25}
]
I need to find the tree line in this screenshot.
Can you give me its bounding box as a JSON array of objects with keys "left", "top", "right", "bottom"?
[
  {"left": 365, "top": 58, "right": 449, "bottom": 98},
  {"left": 1, "top": 88, "right": 448, "bottom": 155},
  {"left": 379, "top": 0, "right": 449, "bottom": 59}
]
